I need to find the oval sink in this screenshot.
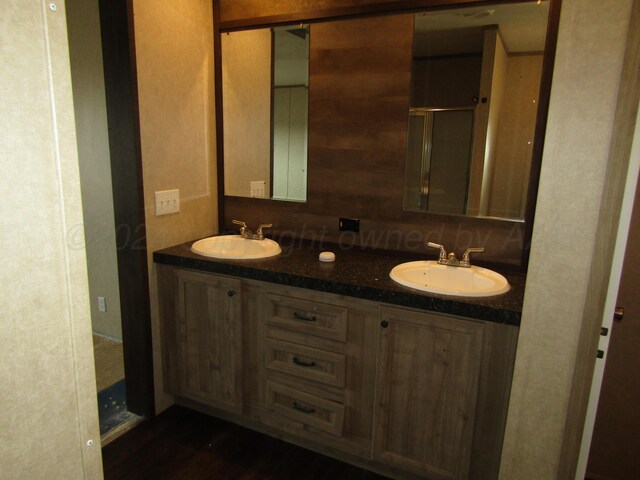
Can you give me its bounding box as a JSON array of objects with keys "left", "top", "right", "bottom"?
[
  {"left": 191, "top": 235, "right": 281, "bottom": 260},
  {"left": 390, "top": 260, "right": 510, "bottom": 297}
]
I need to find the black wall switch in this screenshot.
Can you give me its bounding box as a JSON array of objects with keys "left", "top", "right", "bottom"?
[{"left": 339, "top": 217, "right": 360, "bottom": 232}]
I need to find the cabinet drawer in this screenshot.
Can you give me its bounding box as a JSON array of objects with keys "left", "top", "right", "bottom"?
[
  {"left": 266, "top": 381, "right": 345, "bottom": 436},
  {"left": 265, "top": 294, "right": 348, "bottom": 342},
  {"left": 265, "top": 338, "right": 346, "bottom": 387}
]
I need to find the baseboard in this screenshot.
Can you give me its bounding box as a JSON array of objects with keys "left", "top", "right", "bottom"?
[{"left": 100, "top": 415, "right": 144, "bottom": 447}]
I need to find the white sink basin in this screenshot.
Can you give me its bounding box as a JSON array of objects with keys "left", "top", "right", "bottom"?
[
  {"left": 191, "top": 235, "right": 281, "bottom": 260},
  {"left": 390, "top": 260, "right": 510, "bottom": 297}
]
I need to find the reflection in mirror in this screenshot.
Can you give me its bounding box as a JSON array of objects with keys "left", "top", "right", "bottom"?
[
  {"left": 222, "top": 26, "right": 309, "bottom": 201},
  {"left": 403, "top": 1, "right": 550, "bottom": 220},
  {"left": 272, "top": 27, "right": 309, "bottom": 201},
  {"left": 405, "top": 108, "right": 475, "bottom": 215},
  {"left": 222, "top": 28, "right": 271, "bottom": 198}
]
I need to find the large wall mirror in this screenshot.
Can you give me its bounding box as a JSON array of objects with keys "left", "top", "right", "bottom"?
[
  {"left": 219, "top": 0, "right": 557, "bottom": 260},
  {"left": 404, "top": 1, "right": 550, "bottom": 221},
  {"left": 222, "top": 25, "right": 309, "bottom": 201}
]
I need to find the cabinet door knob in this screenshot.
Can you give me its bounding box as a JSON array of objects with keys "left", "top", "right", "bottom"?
[
  {"left": 381, "top": 320, "right": 389, "bottom": 328},
  {"left": 227, "top": 290, "right": 235, "bottom": 297}
]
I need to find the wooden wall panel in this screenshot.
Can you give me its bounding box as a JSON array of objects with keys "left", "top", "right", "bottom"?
[
  {"left": 220, "top": 0, "right": 391, "bottom": 24},
  {"left": 307, "top": 16, "right": 412, "bottom": 219},
  {"left": 218, "top": 0, "right": 504, "bottom": 28},
  {"left": 224, "top": 198, "right": 525, "bottom": 266}
]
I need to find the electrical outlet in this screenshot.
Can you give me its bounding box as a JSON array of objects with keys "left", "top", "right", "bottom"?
[
  {"left": 250, "top": 181, "right": 266, "bottom": 198},
  {"left": 98, "top": 296, "right": 107, "bottom": 313},
  {"left": 155, "top": 189, "right": 180, "bottom": 216},
  {"left": 339, "top": 217, "right": 360, "bottom": 232}
]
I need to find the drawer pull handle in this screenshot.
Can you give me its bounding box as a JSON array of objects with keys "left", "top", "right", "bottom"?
[
  {"left": 292, "top": 401, "right": 315, "bottom": 414},
  {"left": 292, "top": 356, "right": 316, "bottom": 368},
  {"left": 293, "top": 312, "right": 317, "bottom": 322}
]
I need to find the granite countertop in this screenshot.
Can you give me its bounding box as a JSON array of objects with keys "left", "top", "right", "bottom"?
[{"left": 154, "top": 238, "right": 526, "bottom": 326}]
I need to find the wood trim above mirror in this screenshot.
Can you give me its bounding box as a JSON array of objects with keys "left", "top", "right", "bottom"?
[{"left": 218, "top": 0, "right": 544, "bottom": 31}]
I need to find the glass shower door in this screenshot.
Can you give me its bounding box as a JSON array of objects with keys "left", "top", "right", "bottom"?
[{"left": 403, "top": 108, "right": 474, "bottom": 215}]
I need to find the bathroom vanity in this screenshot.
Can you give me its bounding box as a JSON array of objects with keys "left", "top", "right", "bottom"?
[
  {"left": 154, "top": 242, "right": 522, "bottom": 480},
  {"left": 148, "top": 0, "right": 561, "bottom": 478}
]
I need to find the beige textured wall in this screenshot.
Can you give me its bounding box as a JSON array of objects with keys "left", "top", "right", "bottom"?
[
  {"left": 67, "top": 0, "right": 123, "bottom": 340},
  {"left": 467, "top": 28, "right": 498, "bottom": 216},
  {"left": 222, "top": 29, "right": 272, "bottom": 198},
  {"left": 479, "top": 32, "right": 508, "bottom": 216},
  {"left": 0, "top": 1, "right": 102, "bottom": 478},
  {"left": 133, "top": 0, "right": 218, "bottom": 412},
  {"left": 488, "top": 54, "right": 543, "bottom": 219},
  {"left": 500, "top": 0, "right": 634, "bottom": 478}
]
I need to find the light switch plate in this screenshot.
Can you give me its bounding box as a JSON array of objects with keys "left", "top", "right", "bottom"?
[
  {"left": 155, "top": 189, "right": 180, "bottom": 216},
  {"left": 250, "top": 181, "right": 266, "bottom": 198}
]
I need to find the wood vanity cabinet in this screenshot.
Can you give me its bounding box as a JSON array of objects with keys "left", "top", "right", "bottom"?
[
  {"left": 374, "top": 306, "right": 483, "bottom": 480},
  {"left": 158, "top": 266, "right": 517, "bottom": 480},
  {"left": 160, "top": 268, "right": 243, "bottom": 414},
  {"left": 255, "top": 290, "right": 378, "bottom": 458}
]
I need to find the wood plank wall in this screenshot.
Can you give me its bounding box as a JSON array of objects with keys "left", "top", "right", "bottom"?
[
  {"left": 308, "top": 16, "right": 412, "bottom": 220},
  {"left": 220, "top": 0, "right": 394, "bottom": 24},
  {"left": 218, "top": 0, "right": 504, "bottom": 28},
  {"left": 221, "top": 4, "right": 526, "bottom": 267}
]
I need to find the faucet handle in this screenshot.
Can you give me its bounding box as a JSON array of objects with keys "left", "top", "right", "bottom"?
[
  {"left": 232, "top": 219, "right": 248, "bottom": 233},
  {"left": 462, "top": 247, "right": 485, "bottom": 265},
  {"left": 256, "top": 223, "right": 272, "bottom": 236},
  {"left": 427, "top": 242, "right": 447, "bottom": 261}
]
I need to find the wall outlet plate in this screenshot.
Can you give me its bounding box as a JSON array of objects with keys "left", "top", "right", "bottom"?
[
  {"left": 97, "top": 296, "right": 106, "bottom": 313},
  {"left": 339, "top": 217, "right": 360, "bottom": 232},
  {"left": 155, "top": 189, "right": 180, "bottom": 216}
]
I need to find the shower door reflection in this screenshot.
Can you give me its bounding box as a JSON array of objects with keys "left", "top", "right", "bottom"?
[{"left": 403, "top": 108, "right": 474, "bottom": 215}]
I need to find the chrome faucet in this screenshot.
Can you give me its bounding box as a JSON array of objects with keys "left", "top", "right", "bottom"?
[
  {"left": 426, "top": 242, "right": 484, "bottom": 268},
  {"left": 461, "top": 247, "right": 485, "bottom": 266},
  {"left": 232, "top": 219, "right": 272, "bottom": 240},
  {"left": 427, "top": 242, "right": 448, "bottom": 263}
]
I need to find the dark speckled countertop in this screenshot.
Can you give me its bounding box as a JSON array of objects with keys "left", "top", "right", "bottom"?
[{"left": 154, "top": 238, "right": 525, "bottom": 326}]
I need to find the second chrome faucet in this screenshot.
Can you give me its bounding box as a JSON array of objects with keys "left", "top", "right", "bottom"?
[
  {"left": 233, "top": 219, "right": 272, "bottom": 240},
  {"left": 427, "top": 242, "right": 484, "bottom": 268}
]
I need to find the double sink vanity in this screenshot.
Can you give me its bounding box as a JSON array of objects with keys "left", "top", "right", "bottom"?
[
  {"left": 155, "top": 233, "right": 522, "bottom": 480},
  {"left": 153, "top": 0, "right": 561, "bottom": 477},
  {"left": 191, "top": 234, "right": 511, "bottom": 298}
]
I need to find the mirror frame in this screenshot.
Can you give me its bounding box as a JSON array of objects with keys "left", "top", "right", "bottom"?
[{"left": 213, "top": 0, "right": 562, "bottom": 269}]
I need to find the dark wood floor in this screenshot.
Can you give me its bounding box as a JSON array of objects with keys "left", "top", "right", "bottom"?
[{"left": 102, "top": 405, "right": 389, "bottom": 480}]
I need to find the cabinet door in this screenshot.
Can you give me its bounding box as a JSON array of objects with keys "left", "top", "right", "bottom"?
[
  {"left": 174, "top": 270, "right": 242, "bottom": 413},
  {"left": 374, "top": 306, "right": 483, "bottom": 480}
]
